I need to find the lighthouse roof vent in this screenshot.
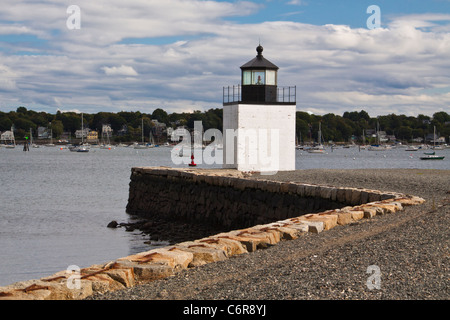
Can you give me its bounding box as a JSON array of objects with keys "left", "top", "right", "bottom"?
[{"left": 240, "top": 45, "right": 279, "bottom": 70}]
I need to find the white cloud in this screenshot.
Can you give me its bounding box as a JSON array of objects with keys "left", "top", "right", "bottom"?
[
  {"left": 0, "top": 2, "right": 449, "bottom": 117},
  {"left": 287, "top": 0, "right": 305, "bottom": 5},
  {"left": 102, "top": 65, "right": 138, "bottom": 76},
  {"left": 0, "top": 64, "right": 18, "bottom": 92}
]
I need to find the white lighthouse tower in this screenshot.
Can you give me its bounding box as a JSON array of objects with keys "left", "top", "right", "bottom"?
[{"left": 222, "top": 45, "right": 296, "bottom": 173}]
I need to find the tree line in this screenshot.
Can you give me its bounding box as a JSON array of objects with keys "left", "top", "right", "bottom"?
[
  {"left": 296, "top": 110, "right": 450, "bottom": 144},
  {"left": 1, "top": 107, "right": 449, "bottom": 144}
]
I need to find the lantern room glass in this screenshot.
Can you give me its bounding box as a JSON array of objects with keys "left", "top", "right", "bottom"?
[
  {"left": 242, "top": 70, "right": 276, "bottom": 86},
  {"left": 266, "top": 70, "right": 276, "bottom": 85},
  {"left": 243, "top": 71, "right": 252, "bottom": 85}
]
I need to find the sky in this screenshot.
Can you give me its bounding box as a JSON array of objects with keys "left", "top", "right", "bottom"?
[{"left": 0, "top": 0, "right": 449, "bottom": 117}]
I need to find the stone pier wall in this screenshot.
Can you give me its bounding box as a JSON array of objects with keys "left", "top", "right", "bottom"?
[
  {"left": 126, "top": 167, "right": 401, "bottom": 229},
  {"left": 0, "top": 166, "right": 426, "bottom": 300}
]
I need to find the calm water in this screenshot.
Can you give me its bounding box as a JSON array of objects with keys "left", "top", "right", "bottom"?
[{"left": 0, "top": 144, "right": 448, "bottom": 286}]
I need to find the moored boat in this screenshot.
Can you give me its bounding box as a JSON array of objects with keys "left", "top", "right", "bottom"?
[{"left": 420, "top": 155, "right": 445, "bottom": 160}]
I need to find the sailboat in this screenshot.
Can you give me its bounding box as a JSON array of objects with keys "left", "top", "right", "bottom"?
[
  {"left": 306, "top": 122, "right": 325, "bottom": 153},
  {"left": 405, "top": 145, "right": 418, "bottom": 151},
  {"left": 70, "top": 113, "right": 90, "bottom": 152},
  {"left": 421, "top": 126, "right": 444, "bottom": 160},
  {"left": 30, "top": 128, "right": 39, "bottom": 148},
  {"left": 149, "top": 130, "right": 156, "bottom": 147},
  {"left": 100, "top": 125, "right": 112, "bottom": 149},
  {"left": 368, "top": 122, "right": 387, "bottom": 151},
  {"left": 359, "top": 129, "right": 367, "bottom": 150},
  {"left": 134, "top": 118, "right": 149, "bottom": 149},
  {"left": 2, "top": 126, "right": 16, "bottom": 148},
  {"left": 44, "top": 128, "right": 55, "bottom": 147},
  {"left": 295, "top": 133, "right": 304, "bottom": 150}
]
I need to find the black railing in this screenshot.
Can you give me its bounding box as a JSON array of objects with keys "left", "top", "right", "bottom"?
[
  {"left": 223, "top": 85, "right": 296, "bottom": 104},
  {"left": 223, "top": 85, "right": 241, "bottom": 104},
  {"left": 277, "top": 86, "right": 296, "bottom": 103}
]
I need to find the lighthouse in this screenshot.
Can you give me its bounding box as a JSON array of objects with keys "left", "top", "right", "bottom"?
[{"left": 222, "top": 45, "right": 296, "bottom": 173}]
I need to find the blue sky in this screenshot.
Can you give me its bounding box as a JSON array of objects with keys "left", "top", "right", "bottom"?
[
  {"left": 226, "top": 0, "right": 450, "bottom": 27},
  {"left": 0, "top": 0, "right": 449, "bottom": 117}
]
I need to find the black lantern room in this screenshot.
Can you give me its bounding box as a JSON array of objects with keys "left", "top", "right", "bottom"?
[{"left": 240, "top": 45, "right": 278, "bottom": 103}]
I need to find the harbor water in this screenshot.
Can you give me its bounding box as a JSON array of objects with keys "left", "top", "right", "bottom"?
[{"left": 0, "top": 144, "right": 449, "bottom": 286}]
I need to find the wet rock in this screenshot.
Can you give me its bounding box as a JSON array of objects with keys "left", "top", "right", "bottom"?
[
  {"left": 107, "top": 221, "right": 118, "bottom": 228},
  {"left": 140, "top": 221, "right": 155, "bottom": 231}
]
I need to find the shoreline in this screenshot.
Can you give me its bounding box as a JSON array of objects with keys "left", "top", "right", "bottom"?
[
  {"left": 89, "top": 168, "right": 449, "bottom": 300},
  {"left": 1, "top": 168, "right": 448, "bottom": 300}
]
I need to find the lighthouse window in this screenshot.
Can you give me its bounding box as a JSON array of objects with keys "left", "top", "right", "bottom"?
[
  {"left": 266, "top": 70, "right": 276, "bottom": 85},
  {"left": 253, "top": 71, "right": 265, "bottom": 85},
  {"left": 243, "top": 70, "right": 252, "bottom": 85},
  {"left": 243, "top": 70, "right": 267, "bottom": 85},
  {"left": 242, "top": 70, "right": 276, "bottom": 85}
]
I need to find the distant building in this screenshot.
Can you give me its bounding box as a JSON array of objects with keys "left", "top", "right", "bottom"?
[
  {"left": 1, "top": 130, "right": 14, "bottom": 142},
  {"left": 151, "top": 119, "right": 167, "bottom": 138},
  {"left": 37, "top": 127, "right": 50, "bottom": 139},
  {"left": 102, "top": 124, "right": 113, "bottom": 134},
  {"left": 117, "top": 125, "right": 128, "bottom": 136},
  {"left": 386, "top": 135, "right": 396, "bottom": 142},
  {"left": 75, "top": 128, "right": 89, "bottom": 139},
  {"left": 60, "top": 131, "right": 71, "bottom": 139},
  {"left": 87, "top": 131, "right": 98, "bottom": 143},
  {"left": 425, "top": 133, "right": 438, "bottom": 143}
]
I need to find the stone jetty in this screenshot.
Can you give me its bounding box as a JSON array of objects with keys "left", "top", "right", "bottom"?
[{"left": 0, "top": 167, "right": 425, "bottom": 300}]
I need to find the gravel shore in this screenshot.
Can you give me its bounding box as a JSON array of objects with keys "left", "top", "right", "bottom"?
[{"left": 88, "top": 169, "right": 449, "bottom": 300}]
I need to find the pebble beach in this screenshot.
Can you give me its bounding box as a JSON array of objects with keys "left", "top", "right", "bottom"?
[{"left": 87, "top": 169, "right": 449, "bottom": 300}]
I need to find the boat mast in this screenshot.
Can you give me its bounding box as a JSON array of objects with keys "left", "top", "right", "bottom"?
[
  {"left": 142, "top": 118, "right": 144, "bottom": 144},
  {"left": 318, "top": 121, "right": 322, "bottom": 145},
  {"left": 81, "top": 113, "right": 84, "bottom": 144},
  {"left": 433, "top": 126, "right": 436, "bottom": 149}
]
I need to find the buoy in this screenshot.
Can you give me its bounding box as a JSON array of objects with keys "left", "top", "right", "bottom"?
[{"left": 189, "top": 152, "right": 197, "bottom": 167}]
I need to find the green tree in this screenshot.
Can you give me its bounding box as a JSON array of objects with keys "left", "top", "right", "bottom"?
[
  {"left": 336, "top": 117, "right": 353, "bottom": 142},
  {"left": 92, "top": 112, "right": 112, "bottom": 131},
  {"left": 109, "top": 114, "right": 127, "bottom": 132},
  {"left": 152, "top": 108, "right": 169, "bottom": 125},
  {"left": 51, "top": 120, "right": 64, "bottom": 138},
  {"left": 296, "top": 118, "right": 309, "bottom": 143},
  {"left": 397, "top": 126, "right": 413, "bottom": 141},
  {"left": 118, "top": 111, "right": 141, "bottom": 126},
  {"left": 16, "top": 106, "right": 28, "bottom": 114},
  {"left": 412, "top": 128, "right": 424, "bottom": 140},
  {"left": 60, "top": 112, "right": 81, "bottom": 134},
  {"left": 186, "top": 110, "right": 205, "bottom": 129},
  {"left": 0, "top": 115, "right": 13, "bottom": 131},
  {"left": 14, "top": 118, "right": 36, "bottom": 132},
  {"left": 433, "top": 111, "right": 450, "bottom": 124}
]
